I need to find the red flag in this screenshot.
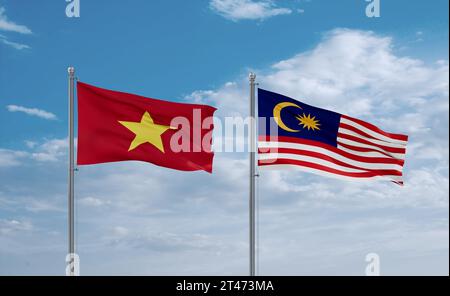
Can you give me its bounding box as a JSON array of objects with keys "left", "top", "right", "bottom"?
[{"left": 77, "top": 82, "right": 216, "bottom": 173}]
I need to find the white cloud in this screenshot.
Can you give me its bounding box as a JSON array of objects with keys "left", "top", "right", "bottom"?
[
  {"left": 79, "top": 196, "right": 108, "bottom": 207},
  {"left": 107, "top": 228, "right": 226, "bottom": 253},
  {"left": 0, "top": 6, "right": 32, "bottom": 50},
  {"left": 0, "top": 138, "right": 68, "bottom": 167},
  {"left": 30, "top": 138, "right": 68, "bottom": 162},
  {"left": 0, "top": 149, "right": 28, "bottom": 167},
  {"left": 210, "top": 0, "right": 291, "bottom": 21},
  {"left": 6, "top": 105, "right": 57, "bottom": 120},
  {"left": 25, "top": 198, "right": 65, "bottom": 213},
  {"left": 261, "top": 29, "right": 448, "bottom": 117},
  {"left": 415, "top": 31, "right": 424, "bottom": 42},
  {"left": 112, "top": 226, "right": 129, "bottom": 237},
  {"left": 24, "top": 140, "right": 37, "bottom": 149},
  {"left": 0, "top": 219, "right": 32, "bottom": 235},
  {"left": 0, "top": 7, "right": 32, "bottom": 34},
  {"left": 0, "top": 35, "right": 30, "bottom": 50}
]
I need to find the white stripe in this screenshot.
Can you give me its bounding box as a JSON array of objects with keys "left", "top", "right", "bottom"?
[
  {"left": 259, "top": 139, "right": 406, "bottom": 161},
  {"left": 338, "top": 127, "right": 407, "bottom": 149},
  {"left": 340, "top": 117, "right": 408, "bottom": 145},
  {"left": 258, "top": 164, "right": 404, "bottom": 183},
  {"left": 335, "top": 144, "right": 405, "bottom": 160},
  {"left": 258, "top": 142, "right": 404, "bottom": 171},
  {"left": 259, "top": 153, "right": 385, "bottom": 173},
  {"left": 337, "top": 137, "right": 406, "bottom": 160}
]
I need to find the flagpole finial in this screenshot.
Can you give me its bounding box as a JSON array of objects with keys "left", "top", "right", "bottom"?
[
  {"left": 249, "top": 72, "right": 256, "bottom": 82},
  {"left": 68, "top": 67, "right": 75, "bottom": 75}
]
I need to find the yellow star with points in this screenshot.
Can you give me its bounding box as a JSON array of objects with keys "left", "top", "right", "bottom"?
[
  {"left": 118, "top": 111, "right": 171, "bottom": 153},
  {"left": 296, "top": 113, "right": 321, "bottom": 131}
]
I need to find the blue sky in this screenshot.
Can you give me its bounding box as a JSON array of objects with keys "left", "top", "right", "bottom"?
[{"left": 0, "top": 0, "right": 449, "bottom": 275}]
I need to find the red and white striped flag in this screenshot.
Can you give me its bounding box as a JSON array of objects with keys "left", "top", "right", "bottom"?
[{"left": 258, "top": 89, "right": 408, "bottom": 185}]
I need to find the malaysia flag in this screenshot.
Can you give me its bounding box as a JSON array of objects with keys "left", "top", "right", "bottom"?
[{"left": 258, "top": 89, "right": 408, "bottom": 185}]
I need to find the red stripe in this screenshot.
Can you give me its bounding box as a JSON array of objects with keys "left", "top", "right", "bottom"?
[
  {"left": 259, "top": 147, "right": 404, "bottom": 173},
  {"left": 258, "top": 158, "right": 403, "bottom": 178},
  {"left": 337, "top": 142, "right": 402, "bottom": 159},
  {"left": 339, "top": 122, "right": 383, "bottom": 142},
  {"left": 258, "top": 136, "right": 405, "bottom": 165},
  {"left": 337, "top": 133, "right": 406, "bottom": 153},
  {"left": 341, "top": 115, "right": 409, "bottom": 141}
]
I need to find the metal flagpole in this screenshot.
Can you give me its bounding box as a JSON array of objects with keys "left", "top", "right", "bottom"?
[
  {"left": 249, "top": 72, "right": 256, "bottom": 276},
  {"left": 67, "top": 66, "right": 75, "bottom": 276}
]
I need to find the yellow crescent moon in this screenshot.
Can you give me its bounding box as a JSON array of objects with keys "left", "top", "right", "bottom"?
[{"left": 273, "top": 102, "right": 302, "bottom": 132}]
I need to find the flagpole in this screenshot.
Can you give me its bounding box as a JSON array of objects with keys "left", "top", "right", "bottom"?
[
  {"left": 67, "top": 66, "right": 75, "bottom": 276},
  {"left": 249, "top": 72, "right": 257, "bottom": 276}
]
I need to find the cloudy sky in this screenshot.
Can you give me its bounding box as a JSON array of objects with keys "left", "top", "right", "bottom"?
[{"left": 0, "top": 0, "right": 448, "bottom": 275}]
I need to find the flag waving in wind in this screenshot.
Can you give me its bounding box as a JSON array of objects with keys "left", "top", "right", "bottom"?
[
  {"left": 77, "top": 82, "right": 216, "bottom": 173},
  {"left": 258, "top": 89, "right": 408, "bottom": 185}
]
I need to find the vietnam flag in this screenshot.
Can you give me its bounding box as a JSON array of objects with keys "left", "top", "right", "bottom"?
[{"left": 77, "top": 82, "right": 216, "bottom": 173}]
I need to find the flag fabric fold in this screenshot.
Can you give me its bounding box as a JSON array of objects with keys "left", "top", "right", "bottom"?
[
  {"left": 77, "top": 82, "right": 216, "bottom": 173},
  {"left": 257, "top": 89, "right": 408, "bottom": 185}
]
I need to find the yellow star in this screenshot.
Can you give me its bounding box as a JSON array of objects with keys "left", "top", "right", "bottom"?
[
  {"left": 118, "top": 111, "right": 171, "bottom": 153},
  {"left": 296, "top": 113, "right": 321, "bottom": 131}
]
